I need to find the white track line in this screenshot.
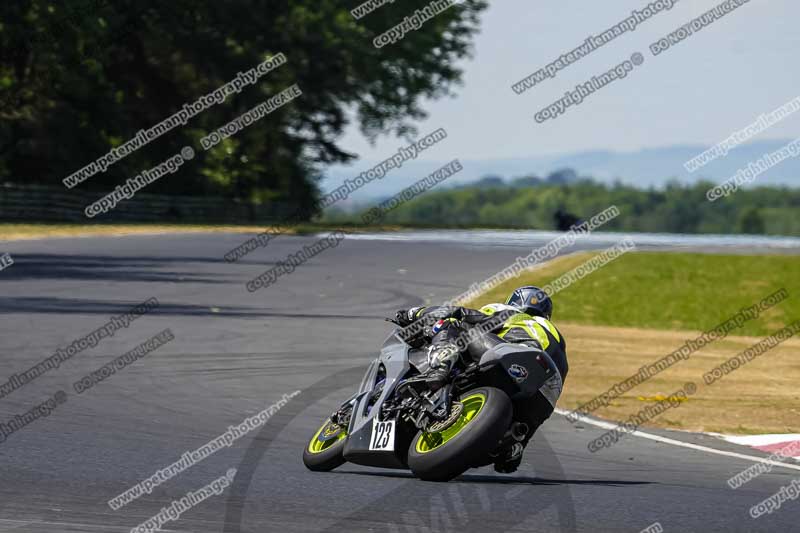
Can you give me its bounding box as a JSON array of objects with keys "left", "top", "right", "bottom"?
[
  {"left": 555, "top": 408, "right": 800, "bottom": 473},
  {"left": 719, "top": 433, "right": 800, "bottom": 447}
]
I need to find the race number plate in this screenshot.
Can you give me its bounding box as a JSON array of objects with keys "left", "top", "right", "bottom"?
[{"left": 369, "top": 419, "right": 396, "bottom": 451}]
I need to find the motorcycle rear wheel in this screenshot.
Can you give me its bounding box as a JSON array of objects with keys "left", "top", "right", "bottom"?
[{"left": 407, "top": 387, "right": 512, "bottom": 481}]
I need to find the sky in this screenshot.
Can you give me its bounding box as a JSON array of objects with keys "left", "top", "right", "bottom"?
[{"left": 332, "top": 0, "right": 799, "bottom": 168}]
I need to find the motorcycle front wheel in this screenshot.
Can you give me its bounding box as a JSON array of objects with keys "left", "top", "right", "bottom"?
[{"left": 302, "top": 418, "right": 348, "bottom": 472}]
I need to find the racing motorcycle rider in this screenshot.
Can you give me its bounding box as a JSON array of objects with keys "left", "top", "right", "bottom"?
[{"left": 394, "top": 286, "right": 567, "bottom": 474}]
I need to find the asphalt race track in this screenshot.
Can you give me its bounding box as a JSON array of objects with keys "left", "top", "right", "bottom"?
[{"left": 1, "top": 232, "right": 799, "bottom": 532}]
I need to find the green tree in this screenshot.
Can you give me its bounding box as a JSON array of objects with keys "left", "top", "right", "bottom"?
[
  {"left": 737, "top": 207, "right": 765, "bottom": 234},
  {"left": 0, "top": 0, "right": 487, "bottom": 218},
  {"left": 352, "top": 180, "right": 800, "bottom": 236}
]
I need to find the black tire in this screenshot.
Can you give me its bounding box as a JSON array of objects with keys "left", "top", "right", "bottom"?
[
  {"left": 302, "top": 419, "right": 347, "bottom": 472},
  {"left": 407, "top": 387, "right": 512, "bottom": 482}
]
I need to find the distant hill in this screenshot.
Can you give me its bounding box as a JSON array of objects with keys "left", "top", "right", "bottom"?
[{"left": 321, "top": 139, "right": 799, "bottom": 204}]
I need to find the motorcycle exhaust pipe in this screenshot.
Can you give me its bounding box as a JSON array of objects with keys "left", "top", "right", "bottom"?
[{"left": 511, "top": 422, "right": 529, "bottom": 442}]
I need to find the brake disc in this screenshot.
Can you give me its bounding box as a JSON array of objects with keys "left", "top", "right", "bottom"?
[
  {"left": 319, "top": 421, "right": 343, "bottom": 441},
  {"left": 427, "top": 401, "right": 464, "bottom": 433}
]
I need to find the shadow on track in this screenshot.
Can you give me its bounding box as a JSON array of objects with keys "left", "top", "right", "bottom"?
[
  {"left": 0, "top": 296, "right": 382, "bottom": 319},
  {"left": 223, "top": 366, "right": 578, "bottom": 532},
  {"left": 335, "top": 469, "right": 654, "bottom": 487}
]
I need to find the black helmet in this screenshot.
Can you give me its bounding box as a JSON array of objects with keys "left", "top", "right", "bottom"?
[{"left": 506, "top": 286, "right": 553, "bottom": 319}]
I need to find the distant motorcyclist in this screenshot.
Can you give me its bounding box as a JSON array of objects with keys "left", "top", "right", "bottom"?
[{"left": 395, "top": 286, "right": 567, "bottom": 474}]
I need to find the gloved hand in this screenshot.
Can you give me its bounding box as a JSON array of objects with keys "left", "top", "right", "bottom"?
[
  {"left": 395, "top": 307, "right": 423, "bottom": 327},
  {"left": 394, "top": 310, "right": 412, "bottom": 327}
]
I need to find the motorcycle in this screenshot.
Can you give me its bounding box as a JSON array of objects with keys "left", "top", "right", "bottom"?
[{"left": 302, "top": 311, "right": 559, "bottom": 481}]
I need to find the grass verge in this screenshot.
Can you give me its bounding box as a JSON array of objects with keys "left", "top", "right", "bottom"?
[
  {"left": 465, "top": 251, "right": 800, "bottom": 434},
  {"left": 0, "top": 223, "right": 401, "bottom": 241}
]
